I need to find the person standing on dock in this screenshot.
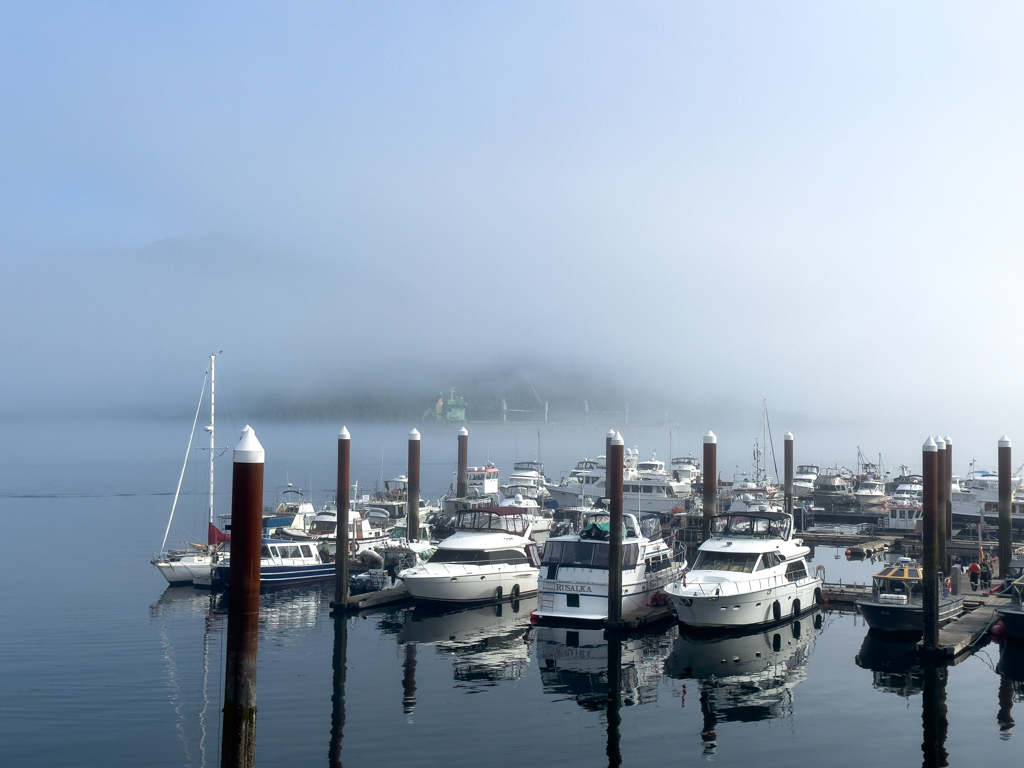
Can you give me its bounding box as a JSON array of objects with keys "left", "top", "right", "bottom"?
[
  {"left": 980, "top": 559, "right": 992, "bottom": 590},
  {"left": 969, "top": 560, "right": 980, "bottom": 591}
]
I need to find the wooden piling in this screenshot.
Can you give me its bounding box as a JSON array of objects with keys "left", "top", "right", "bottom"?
[
  {"left": 922, "top": 436, "right": 939, "bottom": 652},
  {"left": 402, "top": 643, "right": 417, "bottom": 714},
  {"left": 935, "top": 436, "right": 947, "bottom": 577},
  {"left": 607, "top": 432, "right": 624, "bottom": 625},
  {"left": 1000, "top": 436, "right": 1012, "bottom": 574},
  {"left": 944, "top": 435, "right": 953, "bottom": 563},
  {"left": 329, "top": 616, "right": 348, "bottom": 767},
  {"left": 334, "top": 426, "right": 351, "bottom": 608},
  {"left": 784, "top": 432, "right": 794, "bottom": 517},
  {"left": 456, "top": 427, "right": 468, "bottom": 498},
  {"left": 702, "top": 432, "right": 717, "bottom": 540},
  {"left": 921, "top": 662, "right": 948, "bottom": 768},
  {"left": 221, "top": 426, "right": 265, "bottom": 768},
  {"left": 408, "top": 429, "right": 420, "bottom": 542},
  {"left": 605, "top": 635, "right": 622, "bottom": 768}
]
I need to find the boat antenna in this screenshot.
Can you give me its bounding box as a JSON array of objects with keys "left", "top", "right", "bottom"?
[{"left": 160, "top": 370, "right": 208, "bottom": 553}]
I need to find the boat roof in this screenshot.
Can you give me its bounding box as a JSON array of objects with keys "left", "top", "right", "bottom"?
[{"left": 873, "top": 564, "right": 922, "bottom": 580}]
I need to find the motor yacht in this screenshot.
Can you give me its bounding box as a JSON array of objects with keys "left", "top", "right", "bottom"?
[
  {"left": 665, "top": 495, "right": 821, "bottom": 630},
  {"left": 546, "top": 452, "right": 689, "bottom": 514},
  {"left": 400, "top": 507, "right": 540, "bottom": 603},
  {"left": 500, "top": 460, "right": 549, "bottom": 502},
  {"left": 535, "top": 510, "right": 687, "bottom": 624},
  {"left": 883, "top": 483, "right": 923, "bottom": 531},
  {"left": 669, "top": 456, "right": 702, "bottom": 494},
  {"left": 812, "top": 469, "right": 856, "bottom": 507},
  {"left": 854, "top": 478, "right": 887, "bottom": 508},
  {"left": 855, "top": 556, "right": 964, "bottom": 633},
  {"left": 792, "top": 465, "right": 818, "bottom": 499},
  {"left": 952, "top": 464, "right": 1024, "bottom": 527}
]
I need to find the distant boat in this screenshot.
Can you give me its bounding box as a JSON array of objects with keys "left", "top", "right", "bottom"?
[{"left": 152, "top": 354, "right": 228, "bottom": 585}]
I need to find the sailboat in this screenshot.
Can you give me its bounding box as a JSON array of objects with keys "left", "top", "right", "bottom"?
[{"left": 152, "top": 353, "right": 228, "bottom": 585}]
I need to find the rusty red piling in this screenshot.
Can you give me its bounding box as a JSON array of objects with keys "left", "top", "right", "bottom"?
[
  {"left": 944, "top": 436, "right": 953, "bottom": 559},
  {"left": 334, "top": 426, "right": 351, "bottom": 608},
  {"left": 456, "top": 427, "right": 468, "bottom": 498},
  {"left": 607, "top": 431, "right": 624, "bottom": 625},
  {"left": 221, "top": 425, "right": 265, "bottom": 768},
  {"left": 702, "top": 432, "right": 717, "bottom": 541},
  {"left": 935, "top": 436, "right": 947, "bottom": 576},
  {"left": 408, "top": 429, "right": 421, "bottom": 542},
  {"left": 784, "top": 432, "right": 794, "bottom": 517},
  {"left": 922, "top": 436, "right": 939, "bottom": 652},
  {"left": 999, "top": 436, "right": 1012, "bottom": 575}
]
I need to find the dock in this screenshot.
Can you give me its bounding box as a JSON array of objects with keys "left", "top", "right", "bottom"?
[
  {"left": 822, "top": 582, "right": 873, "bottom": 604},
  {"left": 800, "top": 532, "right": 897, "bottom": 555},
  {"left": 330, "top": 582, "right": 412, "bottom": 613}
]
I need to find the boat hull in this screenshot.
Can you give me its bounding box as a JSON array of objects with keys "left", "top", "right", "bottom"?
[
  {"left": 997, "top": 607, "right": 1024, "bottom": 641},
  {"left": 535, "top": 564, "right": 685, "bottom": 624},
  {"left": 855, "top": 596, "right": 964, "bottom": 633},
  {"left": 153, "top": 555, "right": 212, "bottom": 585},
  {"left": 667, "top": 577, "right": 821, "bottom": 630},
  {"left": 402, "top": 564, "right": 538, "bottom": 603},
  {"left": 211, "top": 562, "right": 336, "bottom": 590}
]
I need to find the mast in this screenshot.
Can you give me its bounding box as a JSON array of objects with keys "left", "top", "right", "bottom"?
[{"left": 205, "top": 353, "right": 217, "bottom": 544}]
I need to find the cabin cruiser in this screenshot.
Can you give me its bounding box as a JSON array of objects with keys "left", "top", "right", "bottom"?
[
  {"left": 466, "top": 465, "right": 501, "bottom": 502},
  {"left": 666, "top": 496, "right": 821, "bottom": 630},
  {"left": 499, "top": 493, "right": 552, "bottom": 536},
  {"left": 792, "top": 465, "right": 818, "bottom": 499},
  {"left": 211, "top": 538, "right": 336, "bottom": 590},
  {"left": 547, "top": 452, "right": 689, "bottom": 514},
  {"left": 669, "top": 456, "right": 702, "bottom": 494},
  {"left": 400, "top": 508, "right": 540, "bottom": 603},
  {"left": 535, "top": 510, "right": 687, "bottom": 624},
  {"left": 500, "top": 461, "right": 549, "bottom": 502},
  {"left": 855, "top": 556, "right": 964, "bottom": 633},
  {"left": 854, "top": 478, "right": 887, "bottom": 508},
  {"left": 952, "top": 465, "right": 1024, "bottom": 527},
  {"left": 883, "top": 483, "right": 923, "bottom": 531},
  {"left": 280, "top": 502, "right": 393, "bottom": 555},
  {"left": 812, "top": 470, "right": 856, "bottom": 507}
]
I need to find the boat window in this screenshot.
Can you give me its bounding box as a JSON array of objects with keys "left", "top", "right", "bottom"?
[
  {"left": 692, "top": 550, "right": 760, "bottom": 573},
  {"left": 542, "top": 541, "right": 563, "bottom": 565},
  {"left": 785, "top": 561, "right": 808, "bottom": 582},
  {"left": 261, "top": 546, "right": 272, "bottom": 558},
  {"left": 300, "top": 545, "right": 312, "bottom": 558},
  {"left": 562, "top": 541, "right": 595, "bottom": 567},
  {"left": 909, "top": 569, "right": 920, "bottom": 578},
  {"left": 639, "top": 516, "right": 661, "bottom": 540},
  {"left": 539, "top": 540, "right": 625, "bottom": 569},
  {"left": 285, "top": 545, "right": 301, "bottom": 558},
  {"left": 623, "top": 544, "right": 639, "bottom": 568},
  {"left": 754, "top": 555, "right": 768, "bottom": 571},
  {"left": 270, "top": 546, "right": 280, "bottom": 557}
]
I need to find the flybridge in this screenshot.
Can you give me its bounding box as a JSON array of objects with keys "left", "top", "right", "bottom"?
[{"left": 454, "top": 508, "right": 529, "bottom": 536}]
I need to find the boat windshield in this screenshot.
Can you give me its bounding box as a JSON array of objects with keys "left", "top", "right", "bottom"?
[
  {"left": 711, "top": 515, "right": 790, "bottom": 539},
  {"left": 455, "top": 510, "right": 528, "bottom": 535},
  {"left": 541, "top": 540, "right": 639, "bottom": 569},
  {"left": 428, "top": 549, "right": 530, "bottom": 565},
  {"left": 691, "top": 550, "right": 760, "bottom": 573}
]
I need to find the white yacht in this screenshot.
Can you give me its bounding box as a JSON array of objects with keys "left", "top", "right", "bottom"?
[
  {"left": 792, "top": 465, "right": 818, "bottom": 499},
  {"left": 500, "top": 460, "right": 549, "bottom": 501},
  {"left": 853, "top": 478, "right": 887, "bottom": 507},
  {"left": 400, "top": 508, "right": 541, "bottom": 603},
  {"left": 669, "top": 456, "right": 702, "bottom": 494},
  {"left": 282, "top": 502, "right": 393, "bottom": 555},
  {"left": 535, "top": 511, "right": 687, "bottom": 623},
  {"left": 665, "top": 496, "right": 821, "bottom": 629},
  {"left": 547, "top": 452, "right": 689, "bottom": 514},
  {"left": 952, "top": 464, "right": 1024, "bottom": 525}
]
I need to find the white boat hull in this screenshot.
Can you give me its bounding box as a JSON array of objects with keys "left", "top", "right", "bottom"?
[
  {"left": 401, "top": 563, "right": 539, "bottom": 603},
  {"left": 667, "top": 575, "right": 821, "bottom": 629},
  {"left": 535, "top": 563, "right": 686, "bottom": 623},
  {"left": 154, "top": 555, "right": 213, "bottom": 585}
]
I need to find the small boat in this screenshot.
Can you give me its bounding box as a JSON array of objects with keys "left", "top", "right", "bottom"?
[
  {"left": 854, "top": 478, "right": 887, "bottom": 508},
  {"left": 152, "top": 354, "right": 228, "bottom": 585},
  {"left": 883, "top": 483, "right": 923, "bottom": 531},
  {"left": 535, "top": 510, "right": 687, "bottom": 624},
  {"left": 997, "top": 573, "right": 1024, "bottom": 641},
  {"left": 855, "top": 557, "right": 965, "bottom": 633},
  {"left": 211, "top": 538, "right": 335, "bottom": 590},
  {"left": 666, "top": 495, "right": 821, "bottom": 630},
  {"left": 400, "top": 507, "right": 540, "bottom": 603}
]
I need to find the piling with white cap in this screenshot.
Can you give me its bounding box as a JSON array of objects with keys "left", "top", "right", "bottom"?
[
  {"left": 784, "top": 432, "right": 794, "bottom": 518},
  {"left": 607, "top": 431, "right": 625, "bottom": 626},
  {"left": 934, "top": 436, "right": 947, "bottom": 575},
  {"left": 334, "top": 426, "right": 351, "bottom": 608},
  {"left": 702, "top": 432, "right": 717, "bottom": 541},
  {"left": 922, "top": 436, "right": 939, "bottom": 653},
  {"left": 999, "top": 436, "right": 1013, "bottom": 573},
  {"left": 944, "top": 436, "right": 953, "bottom": 559},
  {"left": 408, "top": 429, "right": 421, "bottom": 543},
  {"left": 222, "top": 425, "right": 265, "bottom": 768},
  {"left": 456, "top": 427, "right": 469, "bottom": 498}
]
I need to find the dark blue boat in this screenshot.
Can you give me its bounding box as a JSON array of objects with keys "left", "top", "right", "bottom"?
[{"left": 211, "top": 538, "right": 336, "bottom": 590}]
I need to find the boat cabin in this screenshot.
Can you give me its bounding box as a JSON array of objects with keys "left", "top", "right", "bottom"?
[
  {"left": 260, "top": 539, "right": 324, "bottom": 565},
  {"left": 870, "top": 558, "right": 923, "bottom": 605},
  {"left": 709, "top": 511, "right": 793, "bottom": 541},
  {"left": 454, "top": 507, "right": 530, "bottom": 537},
  {"left": 467, "top": 466, "right": 500, "bottom": 497}
]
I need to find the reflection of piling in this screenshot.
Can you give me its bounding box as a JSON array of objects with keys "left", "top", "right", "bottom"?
[
  {"left": 408, "top": 429, "right": 420, "bottom": 542},
  {"left": 334, "top": 427, "right": 351, "bottom": 608},
  {"left": 605, "top": 635, "right": 622, "bottom": 768},
  {"left": 935, "top": 436, "right": 947, "bottom": 577},
  {"left": 921, "top": 662, "right": 948, "bottom": 768},
  {"left": 456, "top": 427, "right": 468, "bottom": 498},
  {"left": 702, "top": 432, "right": 717, "bottom": 540},
  {"left": 999, "top": 436, "right": 1013, "bottom": 574},
  {"left": 607, "top": 432, "right": 624, "bottom": 626},
  {"left": 784, "top": 432, "right": 794, "bottom": 517},
  {"left": 944, "top": 436, "right": 953, "bottom": 567},
  {"left": 221, "top": 426, "right": 265, "bottom": 768},
  {"left": 699, "top": 687, "right": 718, "bottom": 755},
  {"left": 998, "top": 673, "right": 1015, "bottom": 739},
  {"left": 402, "top": 643, "right": 417, "bottom": 714},
  {"left": 329, "top": 616, "right": 348, "bottom": 767},
  {"left": 922, "top": 437, "right": 939, "bottom": 652}
]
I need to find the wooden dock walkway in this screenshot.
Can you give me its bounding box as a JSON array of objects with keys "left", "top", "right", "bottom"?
[{"left": 822, "top": 582, "right": 872, "bottom": 604}]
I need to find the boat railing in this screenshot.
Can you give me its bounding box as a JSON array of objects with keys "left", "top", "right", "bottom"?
[{"left": 687, "top": 572, "right": 818, "bottom": 597}]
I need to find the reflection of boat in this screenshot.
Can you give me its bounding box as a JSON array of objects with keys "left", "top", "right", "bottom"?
[
  {"left": 855, "top": 557, "right": 964, "bottom": 634},
  {"left": 663, "top": 611, "right": 822, "bottom": 753},
  {"left": 535, "top": 626, "right": 672, "bottom": 709},
  {"left": 397, "top": 599, "right": 537, "bottom": 689},
  {"left": 536, "top": 510, "right": 686, "bottom": 623},
  {"left": 666, "top": 497, "right": 821, "bottom": 630},
  {"left": 401, "top": 508, "right": 540, "bottom": 603},
  {"left": 855, "top": 630, "right": 924, "bottom": 697}
]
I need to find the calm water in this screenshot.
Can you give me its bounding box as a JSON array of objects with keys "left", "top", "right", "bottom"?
[{"left": 1, "top": 419, "right": 1021, "bottom": 767}]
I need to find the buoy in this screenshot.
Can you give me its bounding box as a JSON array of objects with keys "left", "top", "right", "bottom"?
[
  {"left": 529, "top": 610, "right": 539, "bottom": 625},
  {"left": 991, "top": 621, "right": 1006, "bottom": 642},
  {"left": 845, "top": 549, "right": 852, "bottom": 558}
]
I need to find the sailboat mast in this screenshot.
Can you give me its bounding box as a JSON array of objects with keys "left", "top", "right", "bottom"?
[{"left": 209, "top": 354, "right": 215, "bottom": 530}]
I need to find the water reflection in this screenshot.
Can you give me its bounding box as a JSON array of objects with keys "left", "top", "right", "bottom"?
[
  {"left": 663, "top": 611, "right": 823, "bottom": 756},
  {"left": 329, "top": 615, "right": 347, "bottom": 767},
  {"left": 855, "top": 631, "right": 924, "bottom": 698},
  {"left": 397, "top": 599, "right": 537, "bottom": 693},
  {"left": 996, "top": 642, "right": 1024, "bottom": 740},
  {"left": 535, "top": 626, "right": 673, "bottom": 710}
]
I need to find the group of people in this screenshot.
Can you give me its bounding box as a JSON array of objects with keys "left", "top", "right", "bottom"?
[{"left": 953, "top": 552, "right": 995, "bottom": 591}]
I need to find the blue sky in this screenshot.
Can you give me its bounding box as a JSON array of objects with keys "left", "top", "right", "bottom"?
[{"left": 2, "top": 2, "right": 1023, "bottom": 464}]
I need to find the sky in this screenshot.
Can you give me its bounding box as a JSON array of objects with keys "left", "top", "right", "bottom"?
[{"left": 2, "top": 2, "right": 1024, "bottom": 468}]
